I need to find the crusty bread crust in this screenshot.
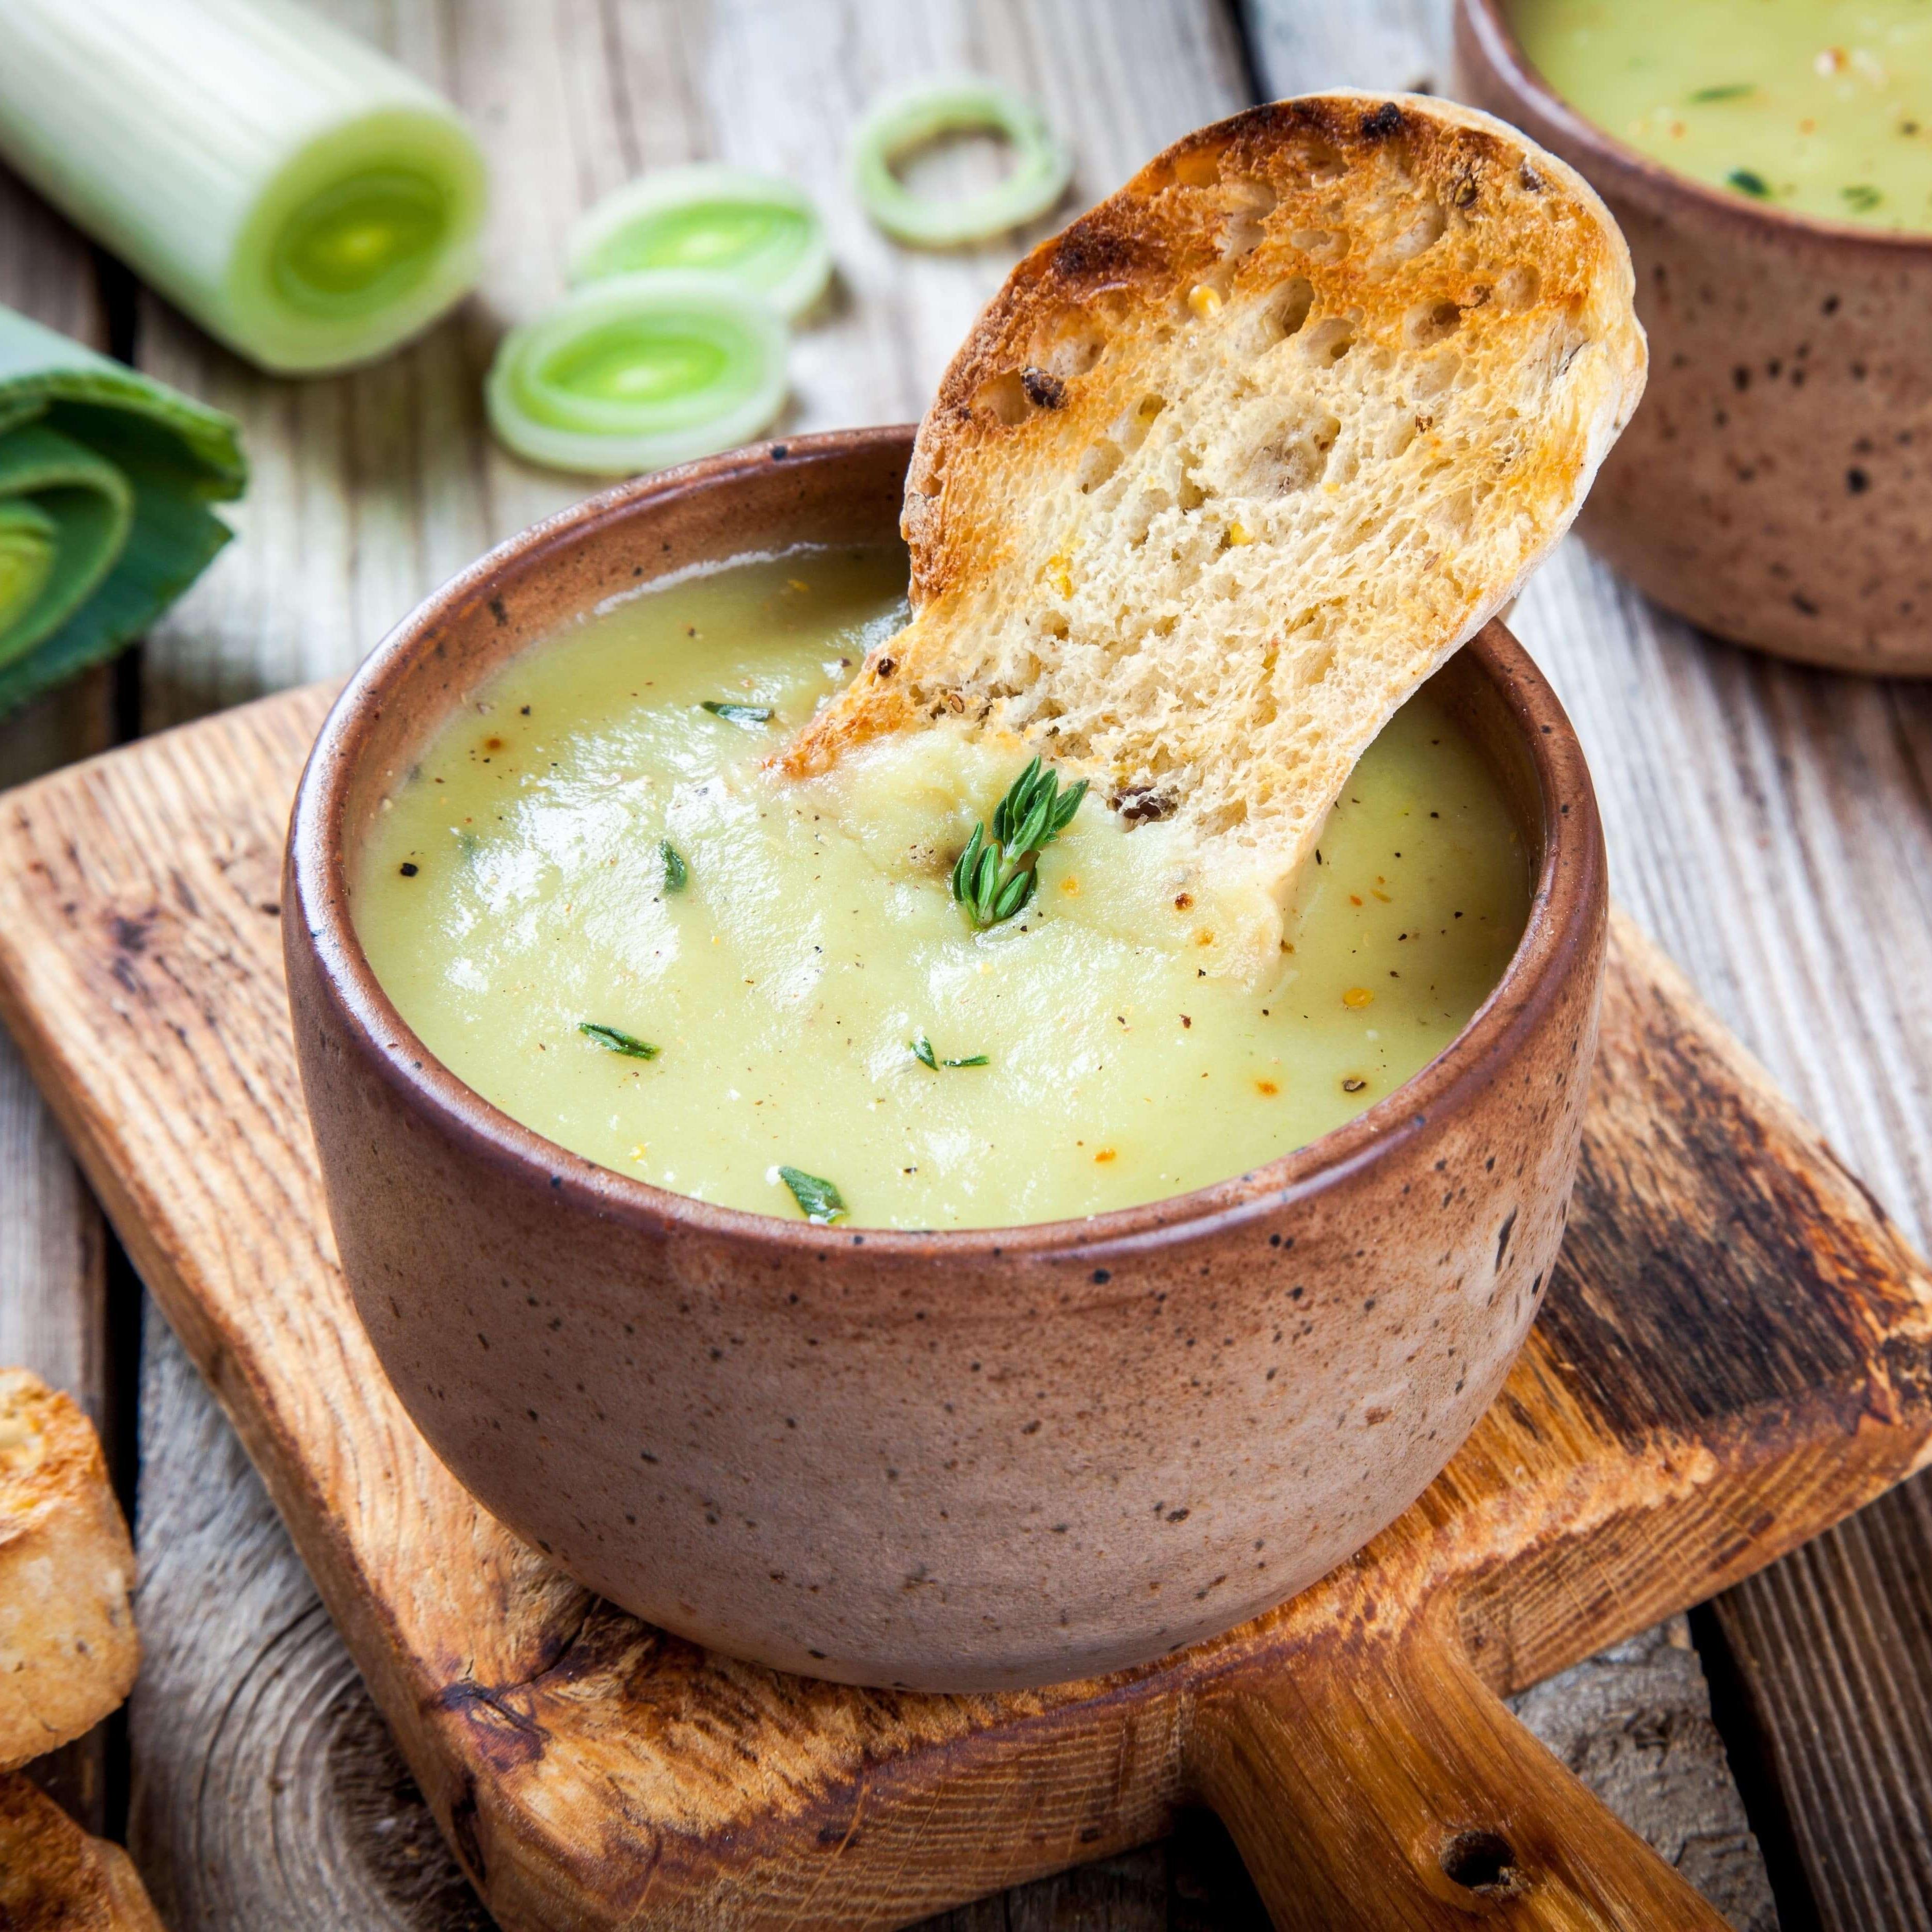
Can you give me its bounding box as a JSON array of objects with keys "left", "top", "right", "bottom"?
[
  {"left": 783, "top": 94, "right": 1644, "bottom": 933},
  {"left": 0, "top": 1773, "right": 166, "bottom": 1930},
  {"left": 0, "top": 1372, "right": 138, "bottom": 1773}
]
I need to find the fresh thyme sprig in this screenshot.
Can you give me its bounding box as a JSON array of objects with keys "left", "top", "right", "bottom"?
[
  {"left": 911, "top": 1034, "right": 989, "bottom": 1069},
  {"left": 579, "top": 1022, "right": 659, "bottom": 1059},
  {"left": 950, "top": 756, "right": 1087, "bottom": 929},
  {"left": 779, "top": 1165, "right": 847, "bottom": 1223}
]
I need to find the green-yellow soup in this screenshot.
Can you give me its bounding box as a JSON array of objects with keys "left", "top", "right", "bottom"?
[
  {"left": 1512, "top": 0, "right": 1932, "bottom": 229},
  {"left": 355, "top": 550, "right": 1530, "bottom": 1230}
]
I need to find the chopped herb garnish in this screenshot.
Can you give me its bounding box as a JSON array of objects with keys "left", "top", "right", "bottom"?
[
  {"left": 912, "top": 1033, "right": 989, "bottom": 1069},
  {"left": 1690, "top": 83, "right": 1756, "bottom": 102},
  {"left": 1726, "top": 168, "right": 1771, "bottom": 199},
  {"left": 700, "top": 700, "right": 774, "bottom": 723},
  {"left": 1842, "top": 184, "right": 1883, "bottom": 212},
  {"left": 659, "top": 839, "right": 688, "bottom": 891},
  {"left": 578, "top": 1022, "right": 659, "bottom": 1059},
  {"left": 779, "top": 1165, "right": 846, "bottom": 1223},
  {"left": 951, "top": 755, "right": 1088, "bottom": 930}
]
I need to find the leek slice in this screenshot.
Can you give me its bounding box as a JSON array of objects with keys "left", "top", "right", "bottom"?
[
  {"left": 486, "top": 272, "right": 787, "bottom": 477},
  {"left": 850, "top": 77, "right": 1073, "bottom": 248},
  {"left": 0, "top": 0, "right": 489, "bottom": 376},
  {"left": 0, "top": 305, "right": 245, "bottom": 717},
  {"left": 568, "top": 166, "right": 832, "bottom": 321}
]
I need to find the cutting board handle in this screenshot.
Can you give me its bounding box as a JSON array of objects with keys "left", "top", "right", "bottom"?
[{"left": 1184, "top": 1620, "right": 1733, "bottom": 1930}]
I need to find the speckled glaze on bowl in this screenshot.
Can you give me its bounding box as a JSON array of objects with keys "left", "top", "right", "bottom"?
[
  {"left": 284, "top": 426, "right": 1606, "bottom": 1693},
  {"left": 1457, "top": 0, "right": 1932, "bottom": 675}
]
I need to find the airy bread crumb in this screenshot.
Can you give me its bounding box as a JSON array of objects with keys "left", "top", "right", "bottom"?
[
  {"left": 784, "top": 94, "right": 1645, "bottom": 972},
  {"left": 0, "top": 1371, "right": 138, "bottom": 1772}
]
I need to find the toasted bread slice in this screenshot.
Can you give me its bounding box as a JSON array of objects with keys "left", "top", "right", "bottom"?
[
  {"left": 0, "top": 1774, "right": 166, "bottom": 1929},
  {"left": 783, "top": 94, "right": 1644, "bottom": 967},
  {"left": 0, "top": 1373, "right": 137, "bottom": 1773}
]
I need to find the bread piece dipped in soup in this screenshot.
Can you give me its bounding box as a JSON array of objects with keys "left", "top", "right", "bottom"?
[{"left": 355, "top": 95, "right": 1645, "bottom": 1232}]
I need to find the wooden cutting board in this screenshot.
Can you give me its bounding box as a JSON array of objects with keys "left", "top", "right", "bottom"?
[{"left": 2, "top": 683, "right": 1929, "bottom": 1930}]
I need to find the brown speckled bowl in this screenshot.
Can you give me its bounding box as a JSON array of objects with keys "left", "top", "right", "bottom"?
[
  {"left": 284, "top": 426, "right": 1606, "bottom": 1693},
  {"left": 1458, "top": 0, "right": 1932, "bottom": 674}
]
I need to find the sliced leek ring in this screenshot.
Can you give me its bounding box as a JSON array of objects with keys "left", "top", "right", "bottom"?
[
  {"left": 567, "top": 165, "right": 832, "bottom": 321},
  {"left": 485, "top": 271, "right": 787, "bottom": 477},
  {"left": 850, "top": 76, "right": 1072, "bottom": 249}
]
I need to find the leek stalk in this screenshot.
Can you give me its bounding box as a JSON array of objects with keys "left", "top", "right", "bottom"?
[
  {"left": 0, "top": 306, "right": 246, "bottom": 718},
  {"left": 0, "top": 0, "right": 489, "bottom": 376}
]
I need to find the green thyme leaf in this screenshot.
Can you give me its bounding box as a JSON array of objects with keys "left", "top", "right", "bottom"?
[
  {"left": 1726, "top": 168, "right": 1771, "bottom": 198},
  {"left": 779, "top": 1165, "right": 847, "bottom": 1223},
  {"left": 700, "top": 700, "right": 774, "bottom": 723},
  {"left": 1842, "top": 184, "right": 1883, "bottom": 212},
  {"left": 578, "top": 1022, "right": 659, "bottom": 1059},
  {"left": 951, "top": 760, "right": 1088, "bottom": 930},
  {"left": 1691, "top": 83, "right": 1755, "bottom": 102},
  {"left": 912, "top": 1033, "right": 988, "bottom": 1069},
  {"left": 659, "top": 839, "right": 688, "bottom": 891}
]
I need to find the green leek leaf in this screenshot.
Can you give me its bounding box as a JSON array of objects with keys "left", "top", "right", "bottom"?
[{"left": 0, "top": 305, "right": 245, "bottom": 718}]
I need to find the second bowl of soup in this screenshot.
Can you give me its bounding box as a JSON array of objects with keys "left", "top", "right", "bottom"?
[
  {"left": 1458, "top": 0, "right": 1932, "bottom": 673},
  {"left": 285, "top": 426, "right": 1606, "bottom": 1690}
]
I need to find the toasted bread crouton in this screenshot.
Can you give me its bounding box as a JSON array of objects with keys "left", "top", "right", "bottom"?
[
  {"left": 0, "top": 1773, "right": 165, "bottom": 1929},
  {"left": 783, "top": 95, "right": 1644, "bottom": 962},
  {"left": 0, "top": 1373, "right": 137, "bottom": 1772}
]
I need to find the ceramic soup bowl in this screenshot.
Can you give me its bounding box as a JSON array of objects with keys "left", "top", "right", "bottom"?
[
  {"left": 284, "top": 425, "right": 1607, "bottom": 1693},
  {"left": 1458, "top": 0, "right": 1932, "bottom": 676}
]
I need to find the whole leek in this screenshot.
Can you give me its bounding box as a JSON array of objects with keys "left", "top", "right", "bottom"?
[
  {"left": 0, "top": 0, "right": 489, "bottom": 377},
  {"left": 0, "top": 307, "right": 245, "bottom": 718}
]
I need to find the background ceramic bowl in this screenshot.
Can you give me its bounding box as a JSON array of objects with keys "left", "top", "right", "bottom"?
[
  {"left": 1458, "top": 0, "right": 1932, "bottom": 675},
  {"left": 284, "top": 426, "right": 1607, "bottom": 1693}
]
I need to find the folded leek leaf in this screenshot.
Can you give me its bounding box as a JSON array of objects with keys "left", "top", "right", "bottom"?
[{"left": 0, "top": 307, "right": 246, "bottom": 719}]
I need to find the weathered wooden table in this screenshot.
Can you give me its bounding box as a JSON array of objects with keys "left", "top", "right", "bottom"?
[{"left": 3, "top": 2, "right": 1928, "bottom": 1927}]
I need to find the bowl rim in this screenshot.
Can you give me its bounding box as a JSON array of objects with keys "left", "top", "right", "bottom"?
[
  {"left": 1458, "top": 0, "right": 1932, "bottom": 256},
  {"left": 287, "top": 424, "right": 1605, "bottom": 1264}
]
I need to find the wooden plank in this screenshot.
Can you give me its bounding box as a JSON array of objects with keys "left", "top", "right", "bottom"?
[
  {"left": 1245, "top": 4, "right": 1932, "bottom": 1923},
  {"left": 119, "top": 2, "right": 1247, "bottom": 1924},
  {"left": 1234, "top": 17, "right": 1777, "bottom": 1926},
  {"left": 0, "top": 159, "right": 118, "bottom": 1838},
  {"left": 4, "top": 673, "right": 1924, "bottom": 1929}
]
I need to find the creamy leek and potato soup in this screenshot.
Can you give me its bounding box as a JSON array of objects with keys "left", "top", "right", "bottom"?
[
  {"left": 355, "top": 549, "right": 1529, "bottom": 1230},
  {"left": 1514, "top": 0, "right": 1932, "bottom": 229}
]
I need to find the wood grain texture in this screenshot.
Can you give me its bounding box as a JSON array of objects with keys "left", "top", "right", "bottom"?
[
  {"left": 1190, "top": 1624, "right": 1733, "bottom": 1931},
  {"left": 113, "top": 2, "right": 1241, "bottom": 1923},
  {"left": 76, "top": 0, "right": 1924, "bottom": 1924},
  {"left": 1239, "top": 14, "right": 1932, "bottom": 1926},
  {"left": 0, "top": 683, "right": 1924, "bottom": 1930},
  {"left": 0, "top": 159, "right": 117, "bottom": 1839}
]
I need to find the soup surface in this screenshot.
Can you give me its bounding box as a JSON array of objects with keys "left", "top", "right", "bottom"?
[
  {"left": 1513, "top": 0, "right": 1932, "bottom": 229},
  {"left": 355, "top": 549, "right": 1529, "bottom": 1229}
]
